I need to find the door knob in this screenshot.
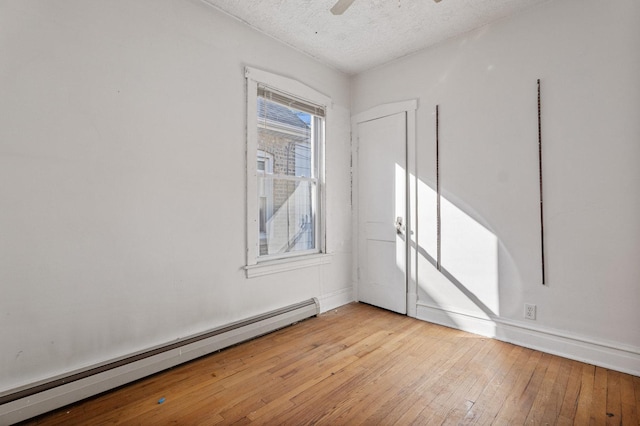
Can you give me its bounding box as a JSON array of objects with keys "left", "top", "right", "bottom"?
[{"left": 395, "top": 216, "right": 405, "bottom": 234}]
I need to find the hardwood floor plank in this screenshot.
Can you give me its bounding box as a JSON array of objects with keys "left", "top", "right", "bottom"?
[
  {"left": 484, "top": 349, "right": 544, "bottom": 424},
  {"left": 556, "top": 359, "right": 583, "bottom": 424},
  {"left": 420, "top": 338, "right": 493, "bottom": 424},
  {"left": 461, "top": 340, "right": 514, "bottom": 401},
  {"left": 439, "top": 339, "right": 513, "bottom": 424},
  {"left": 635, "top": 376, "right": 640, "bottom": 417},
  {"left": 538, "top": 356, "right": 572, "bottom": 424},
  {"left": 507, "top": 352, "right": 552, "bottom": 424},
  {"left": 271, "top": 337, "right": 413, "bottom": 423},
  {"left": 606, "top": 369, "right": 622, "bottom": 425},
  {"left": 592, "top": 366, "right": 609, "bottom": 425},
  {"left": 22, "top": 303, "right": 640, "bottom": 426},
  {"left": 574, "top": 364, "right": 596, "bottom": 425},
  {"left": 524, "top": 353, "right": 562, "bottom": 424},
  {"left": 620, "top": 372, "right": 639, "bottom": 424},
  {"left": 389, "top": 335, "right": 489, "bottom": 424},
  {"left": 362, "top": 331, "right": 462, "bottom": 424},
  {"left": 461, "top": 344, "right": 530, "bottom": 424},
  {"left": 327, "top": 328, "right": 435, "bottom": 423},
  {"left": 366, "top": 329, "right": 471, "bottom": 424}
]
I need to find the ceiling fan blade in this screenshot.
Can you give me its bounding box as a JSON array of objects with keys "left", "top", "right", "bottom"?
[{"left": 330, "top": 0, "right": 356, "bottom": 15}]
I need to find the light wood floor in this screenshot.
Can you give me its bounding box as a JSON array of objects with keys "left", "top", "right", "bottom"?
[{"left": 26, "top": 303, "right": 640, "bottom": 425}]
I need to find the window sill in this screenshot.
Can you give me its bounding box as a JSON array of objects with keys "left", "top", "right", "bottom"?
[{"left": 245, "top": 253, "right": 333, "bottom": 278}]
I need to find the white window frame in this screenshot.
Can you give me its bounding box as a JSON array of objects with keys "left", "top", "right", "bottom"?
[
  {"left": 257, "top": 150, "right": 274, "bottom": 244},
  {"left": 244, "top": 67, "right": 332, "bottom": 278}
]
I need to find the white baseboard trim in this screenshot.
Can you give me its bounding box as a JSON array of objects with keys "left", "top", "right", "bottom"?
[
  {"left": 416, "top": 303, "right": 497, "bottom": 337},
  {"left": 416, "top": 302, "right": 640, "bottom": 377},
  {"left": 318, "top": 288, "right": 354, "bottom": 312}
]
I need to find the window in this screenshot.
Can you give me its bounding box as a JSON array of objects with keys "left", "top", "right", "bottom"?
[{"left": 245, "top": 67, "right": 331, "bottom": 277}]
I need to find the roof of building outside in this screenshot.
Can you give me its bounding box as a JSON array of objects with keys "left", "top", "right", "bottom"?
[{"left": 258, "top": 98, "right": 310, "bottom": 130}]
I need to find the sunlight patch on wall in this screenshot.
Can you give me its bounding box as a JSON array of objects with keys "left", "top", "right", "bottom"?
[
  {"left": 415, "top": 176, "right": 500, "bottom": 319},
  {"left": 441, "top": 196, "right": 499, "bottom": 314}
]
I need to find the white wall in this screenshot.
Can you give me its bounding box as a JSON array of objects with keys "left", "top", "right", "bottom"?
[
  {"left": 0, "top": 0, "right": 353, "bottom": 392},
  {"left": 352, "top": 0, "right": 640, "bottom": 372}
]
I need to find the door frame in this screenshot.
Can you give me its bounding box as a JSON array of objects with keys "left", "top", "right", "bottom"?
[{"left": 352, "top": 100, "right": 418, "bottom": 317}]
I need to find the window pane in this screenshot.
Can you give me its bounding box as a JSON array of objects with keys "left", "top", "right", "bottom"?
[
  {"left": 257, "top": 176, "right": 316, "bottom": 256},
  {"left": 255, "top": 89, "right": 323, "bottom": 260}
]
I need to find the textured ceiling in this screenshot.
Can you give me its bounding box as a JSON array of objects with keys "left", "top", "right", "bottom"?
[{"left": 202, "top": 0, "right": 550, "bottom": 75}]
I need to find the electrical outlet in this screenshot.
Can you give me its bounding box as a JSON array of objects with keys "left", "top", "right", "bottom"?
[{"left": 524, "top": 304, "right": 536, "bottom": 320}]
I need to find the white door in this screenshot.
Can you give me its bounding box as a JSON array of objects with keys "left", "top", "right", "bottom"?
[{"left": 357, "top": 112, "right": 407, "bottom": 314}]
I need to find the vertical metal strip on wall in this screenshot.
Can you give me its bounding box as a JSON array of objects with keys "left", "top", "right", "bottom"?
[
  {"left": 537, "top": 79, "right": 546, "bottom": 285},
  {"left": 436, "top": 105, "right": 441, "bottom": 272}
]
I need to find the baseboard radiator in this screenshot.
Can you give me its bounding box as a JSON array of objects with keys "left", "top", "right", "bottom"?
[{"left": 0, "top": 298, "right": 320, "bottom": 425}]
